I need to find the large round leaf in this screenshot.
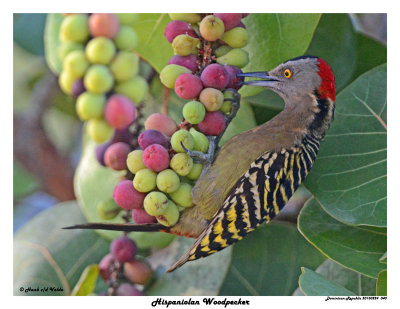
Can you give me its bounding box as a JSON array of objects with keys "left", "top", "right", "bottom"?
[
  {"left": 146, "top": 236, "right": 232, "bottom": 296},
  {"left": 74, "top": 130, "right": 175, "bottom": 248},
  {"left": 240, "top": 13, "right": 321, "bottom": 97},
  {"left": 305, "top": 64, "right": 387, "bottom": 227},
  {"left": 219, "top": 221, "right": 325, "bottom": 296},
  {"left": 298, "top": 198, "right": 386, "bottom": 279},
  {"left": 13, "top": 201, "right": 109, "bottom": 296},
  {"left": 44, "top": 13, "right": 63, "bottom": 75}
]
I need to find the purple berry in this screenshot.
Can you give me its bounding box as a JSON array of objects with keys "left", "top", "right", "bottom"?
[
  {"left": 115, "top": 283, "right": 143, "bottom": 296},
  {"left": 110, "top": 236, "right": 137, "bottom": 263},
  {"left": 138, "top": 129, "right": 169, "bottom": 149},
  {"left": 142, "top": 144, "right": 170, "bottom": 172},
  {"left": 113, "top": 180, "right": 146, "bottom": 210},
  {"left": 164, "top": 20, "right": 197, "bottom": 43},
  {"left": 111, "top": 128, "right": 134, "bottom": 144},
  {"left": 213, "top": 13, "right": 242, "bottom": 31},
  {"left": 71, "top": 79, "right": 85, "bottom": 97},
  {"left": 200, "top": 63, "right": 230, "bottom": 90},
  {"left": 104, "top": 142, "right": 131, "bottom": 171},
  {"left": 132, "top": 208, "right": 157, "bottom": 224},
  {"left": 95, "top": 142, "right": 111, "bottom": 166},
  {"left": 98, "top": 253, "right": 115, "bottom": 280},
  {"left": 224, "top": 65, "right": 244, "bottom": 90},
  {"left": 168, "top": 54, "right": 198, "bottom": 73}
]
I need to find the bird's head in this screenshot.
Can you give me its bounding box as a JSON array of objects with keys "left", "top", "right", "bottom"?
[{"left": 238, "top": 56, "right": 336, "bottom": 103}]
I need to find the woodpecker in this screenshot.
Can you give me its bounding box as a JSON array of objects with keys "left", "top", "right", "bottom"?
[{"left": 66, "top": 56, "right": 336, "bottom": 272}]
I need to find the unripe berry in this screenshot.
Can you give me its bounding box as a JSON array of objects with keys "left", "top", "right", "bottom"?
[
  {"left": 126, "top": 150, "right": 146, "bottom": 174},
  {"left": 216, "top": 48, "right": 249, "bottom": 68},
  {"left": 169, "top": 183, "right": 193, "bottom": 208},
  {"left": 172, "top": 34, "right": 199, "bottom": 56},
  {"left": 76, "top": 92, "right": 106, "bottom": 121},
  {"left": 97, "top": 198, "right": 121, "bottom": 220},
  {"left": 59, "top": 70, "right": 76, "bottom": 95},
  {"left": 160, "top": 64, "right": 191, "bottom": 89},
  {"left": 190, "top": 128, "right": 209, "bottom": 153},
  {"left": 182, "top": 101, "right": 206, "bottom": 124},
  {"left": 115, "top": 75, "right": 149, "bottom": 103},
  {"left": 199, "top": 88, "right": 224, "bottom": 111},
  {"left": 168, "top": 13, "right": 202, "bottom": 23},
  {"left": 143, "top": 191, "right": 169, "bottom": 216},
  {"left": 58, "top": 41, "right": 84, "bottom": 62},
  {"left": 63, "top": 50, "right": 89, "bottom": 78},
  {"left": 85, "top": 37, "right": 116, "bottom": 65},
  {"left": 110, "top": 51, "right": 139, "bottom": 82},
  {"left": 156, "top": 169, "right": 180, "bottom": 193},
  {"left": 133, "top": 168, "right": 157, "bottom": 192},
  {"left": 186, "top": 163, "right": 203, "bottom": 180},
  {"left": 221, "top": 27, "right": 249, "bottom": 48},
  {"left": 87, "top": 119, "right": 113, "bottom": 143},
  {"left": 84, "top": 64, "right": 114, "bottom": 94},
  {"left": 170, "top": 129, "right": 195, "bottom": 153},
  {"left": 60, "top": 14, "right": 89, "bottom": 43},
  {"left": 114, "top": 26, "right": 139, "bottom": 51},
  {"left": 170, "top": 153, "right": 193, "bottom": 176},
  {"left": 156, "top": 200, "right": 180, "bottom": 227},
  {"left": 199, "top": 15, "right": 225, "bottom": 41}
]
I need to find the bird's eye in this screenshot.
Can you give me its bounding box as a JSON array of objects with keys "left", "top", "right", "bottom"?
[{"left": 283, "top": 69, "right": 292, "bottom": 79}]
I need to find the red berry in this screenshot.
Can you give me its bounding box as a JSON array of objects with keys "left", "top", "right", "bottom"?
[
  {"left": 138, "top": 129, "right": 169, "bottom": 149},
  {"left": 164, "top": 20, "right": 197, "bottom": 43},
  {"left": 98, "top": 253, "right": 114, "bottom": 280},
  {"left": 213, "top": 13, "right": 243, "bottom": 31},
  {"left": 200, "top": 64, "right": 230, "bottom": 90},
  {"left": 104, "top": 142, "right": 131, "bottom": 171},
  {"left": 174, "top": 73, "right": 203, "bottom": 100},
  {"left": 168, "top": 54, "right": 198, "bottom": 73},
  {"left": 115, "top": 283, "right": 143, "bottom": 296},
  {"left": 142, "top": 144, "right": 170, "bottom": 172},
  {"left": 144, "top": 114, "right": 178, "bottom": 137},
  {"left": 224, "top": 65, "right": 244, "bottom": 90},
  {"left": 132, "top": 208, "right": 157, "bottom": 224},
  {"left": 89, "top": 13, "right": 120, "bottom": 39},
  {"left": 113, "top": 180, "right": 146, "bottom": 210},
  {"left": 197, "top": 111, "right": 226, "bottom": 136},
  {"left": 110, "top": 236, "right": 137, "bottom": 263},
  {"left": 105, "top": 94, "right": 137, "bottom": 130}
]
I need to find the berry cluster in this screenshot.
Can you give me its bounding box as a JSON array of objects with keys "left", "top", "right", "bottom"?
[
  {"left": 98, "top": 236, "right": 153, "bottom": 296},
  {"left": 57, "top": 13, "right": 149, "bottom": 144}
]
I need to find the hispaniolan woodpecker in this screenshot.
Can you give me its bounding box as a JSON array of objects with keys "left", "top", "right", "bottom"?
[{"left": 66, "top": 56, "right": 336, "bottom": 272}]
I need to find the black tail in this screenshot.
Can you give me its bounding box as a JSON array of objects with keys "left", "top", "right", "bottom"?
[{"left": 63, "top": 222, "right": 167, "bottom": 232}]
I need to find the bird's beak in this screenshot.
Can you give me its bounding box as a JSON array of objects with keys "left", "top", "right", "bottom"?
[{"left": 237, "top": 71, "right": 280, "bottom": 87}]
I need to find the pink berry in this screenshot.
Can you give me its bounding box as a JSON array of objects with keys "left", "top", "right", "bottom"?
[
  {"left": 224, "top": 65, "right": 244, "bottom": 90},
  {"left": 142, "top": 144, "right": 170, "bottom": 172},
  {"left": 111, "top": 128, "right": 134, "bottom": 144},
  {"left": 113, "top": 180, "right": 146, "bottom": 210},
  {"left": 197, "top": 111, "right": 226, "bottom": 136},
  {"left": 105, "top": 94, "right": 137, "bottom": 130},
  {"left": 110, "top": 236, "right": 137, "bottom": 263},
  {"left": 132, "top": 208, "right": 157, "bottom": 224},
  {"left": 144, "top": 113, "right": 178, "bottom": 137},
  {"left": 99, "top": 253, "right": 114, "bottom": 280},
  {"left": 200, "top": 63, "right": 230, "bottom": 90},
  {"left": 213, "top": 13, "right": 243, "bottom": 31},
  {"left": 174, "top": 73, "right": 203, "bottom": 100},
  {"left": 164, "top": 20, "right": 197, "bottom": 43},
  {"left": 168, "top": 54, "right": 198, "bottom": 73},
  {"left": 95, "top": 142, "right": 111, "bottom": 166},
  {"left": 138, "top": 129, "right": 169, "bottom": 149},
  {"left": 89, "top": 13, "right": 120, "bottom": 39},
  {"left": 115, "top": 283, "right": 143, "bottom": 296},
  {"left": 104, "top": 142, "right": 131, "bottom": 171}
]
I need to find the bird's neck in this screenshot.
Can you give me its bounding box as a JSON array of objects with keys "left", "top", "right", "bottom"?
[{"left": 264, "top": 92, "right": 335, "bottom": 146}]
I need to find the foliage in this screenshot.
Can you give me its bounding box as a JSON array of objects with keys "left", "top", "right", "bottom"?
[{"left": 14, "top": 13, "right": 387, "bottom": 296}]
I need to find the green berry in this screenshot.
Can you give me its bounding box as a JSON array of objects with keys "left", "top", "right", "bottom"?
[
  {"left": 63, "top": 50, "right": 88, "bottom": 78},
  {"left": 127, "top": 150, "right": 146, "bottom": 174},
  {"left": 220, "top": 100, "right": 232, "bottom": 114},
  {"left": 116, "top": 13, "right": 139, "bottom": 25},
  {"left": 110, "top": 51, "right": 139, "bottom": 82},
  {"left": 115, "top": 76, "right": 148, "bottom": 103},
  {"left": 199, "top": 88, "right": 224, "bottom": 112},
  {"left": 58, "top": 41, "right": 84, "bottom": 62},
  {"left": 170, "top": 129, "right": 194, "bottom": 153},
  {"left": 182, "top": 101, "right": 206, "bottom": 124},
  {"left": 216, "top": 48, "right": 249, "bottom": 68},
  {"left": 186, "top": 163, "right": 203, "bottom": 180},
  {"left": 170, "top": 153, "right": 193, "bottom": 176},
  {"left": 58, "top": 70, "right": 76, "bottom": 95},
  {"left": 133, "top": 168, "right": 157, "bottom": 192},
  {"left": 60, "top": 14, "right": 89, "bottom": 43},
  {"left": 143, "top": 191, "right": 169, "bottom": 216},
  {"left": 85, "top": 37, "right": 116, "bottom": 64},
  {"left": 97, "top": 198, "right": 121, "bottom": 220},
  {"left": 84, "top": 64, "right": 114, "bottom": 94},
  {"left": 114, "top": 26, "right": 138, "bottom": 51},
  {"left": 160, "top": 64, "right": 191, "bottom": 89},
  {"left": 169, "top": 183, "right": 193, "bottom": 208},
  {"left": 87, "top": 119, "right": 113, "bottom": 143},
  {"left": 156, "top": 200, "right": 180, "bottom": 227},
  {"left": 76, "top": 92, "right": 106, "bottom": 120},
  {"left": 214, "top": 45, "right": 233, "bottom": 58},
  {"left": 221, "top": 27, "right": 249, "bottom": 48},
  {"left": 172, "top": 34, "right": 199, "bottom": 56},
  {"left": 156, "top": 169, "right": 180, "bottom": 193},
  {"left": 190, "top": 128, "right": 209, "bottom": 153},
  {"left": 168, "top": 13, "right": 202, "bottom": 23}
]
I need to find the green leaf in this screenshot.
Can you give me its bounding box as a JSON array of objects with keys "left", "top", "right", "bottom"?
[
  {"left": 352, "top": 33, "right": 387, "bottom": 82},
  {"left": 13, "top": 160, "right": 38, "bottom": 199},
  {"left": 74, "top": 128, "right": 175, "bottom": 249},
  {"left": 146, "top": 236, "right": 232, "bottom": 296},
  {"left": 294, "top": 259, "right": 376, "bottom": 296},
  {"left": 299, "top": 267, "right": 356, "bottom": 296},
  {"left": 305, "top": 64, "right": 387, "bottom": 227},
  {"left": 132, "top": 14, "right": 173, "bottom": 73},
  {"left": 71, "top": 264, "right": 99, "bottom": 296},
  {"left": 298, "top": 198, "right": 387, "bottom": 279},
  {"left": 44, "top": 13, "right": 63, "bottom": 75},
  {"left": 379, "top": 252, "right": 387, "bottom": 264},
  {"left": 376, "top": 270, "right": 387, "bottom": 296},
  {"left": 219, "top": 222, "right": 325, "bottom": 296},
  {"left": 14, "top": 13, "right": 46, "bottom": 55},
  {"left": 220, "top": 101, "right": 257, "bottom": 144},
  {"left": 13, "top": 201, "right": 110, "bottom": 295},
  {"left": 306, "top": 13, "right": 356, "bottom": 91},
  {"left": 240, "top": 13, "right": 321, "bottom": 97}
]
